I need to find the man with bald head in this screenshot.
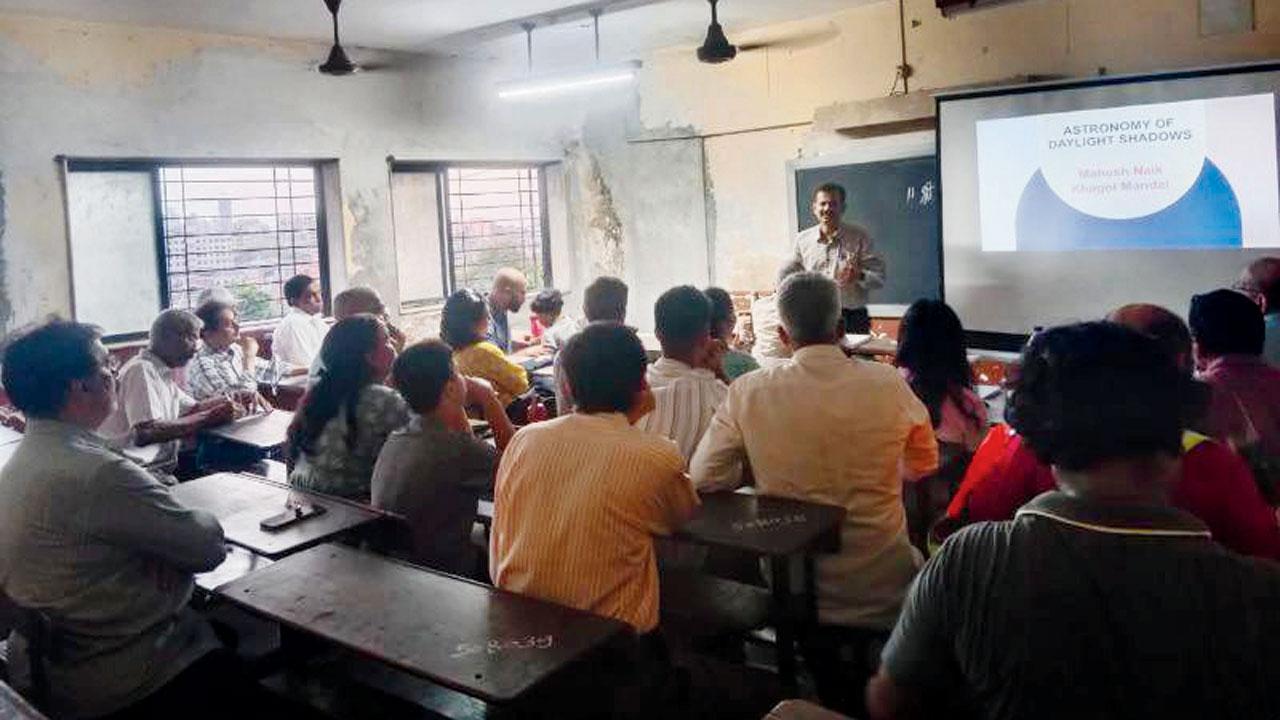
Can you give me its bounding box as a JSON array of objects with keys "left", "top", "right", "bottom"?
[
  {"left": 486, "top": 268, "right": 528, "bottom": 354},
  {"left": 1237, "top": 257, "right": 1280, "bottom": 365},
  {"left": 1106, "top": 304, "right": 1193, "bottom": 371},
  {"left": 306, "top": 286, "right": 407, "bottom": 385},
  {"left": 98, "top": 309, "right": 236, "bottom": 477}
]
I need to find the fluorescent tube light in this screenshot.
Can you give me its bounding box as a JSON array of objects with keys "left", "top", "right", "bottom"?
[{"left": 497, "top": 61, "right": 640, "bottom": 100}]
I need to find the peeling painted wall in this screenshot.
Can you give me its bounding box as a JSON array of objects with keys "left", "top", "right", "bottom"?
[
  {"left": 637, "top": 0, "right": 1280, "bottom": 292},
  {"left": 2, "top": 0, "right": 1275, "bottom": 336},
  {"left": 0, "top": 12, "right": 574, "bottom": 333}
]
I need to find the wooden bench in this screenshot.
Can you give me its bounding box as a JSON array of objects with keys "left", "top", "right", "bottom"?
[{"left": 764, "top": 699, "right": 852, "bottom": 720}]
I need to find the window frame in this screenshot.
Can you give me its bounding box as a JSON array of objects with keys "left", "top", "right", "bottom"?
[
  {"left": 389, "top": 160, "right": 556, "bottom": 303},
  {"left": 63, "top": 157, "right": 334, "bottom": 342}
]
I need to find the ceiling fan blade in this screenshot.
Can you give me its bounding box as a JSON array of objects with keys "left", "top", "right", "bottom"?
[{"left": 736, "top": 23, "right": 839, "bottom": 53}]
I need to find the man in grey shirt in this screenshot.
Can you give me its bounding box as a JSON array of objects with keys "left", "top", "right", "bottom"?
[
  {"left": 373, "top": 341, "right": 514, "bottom": 579},
  {"left": 0, "top": 320, "right": 265, "bottom": 718},
  {"left": 781, "top": 182, "right": 885, "bottom": 334}
]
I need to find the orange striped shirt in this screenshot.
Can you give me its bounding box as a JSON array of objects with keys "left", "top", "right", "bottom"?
[{"left": 490, "top": 412, "right": 699, "bottom": 632}]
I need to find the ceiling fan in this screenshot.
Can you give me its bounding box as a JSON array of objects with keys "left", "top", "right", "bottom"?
[
  {"left": 696, "top": 0, "right": 840, "bottom": 65},
  {"left": 318, "top": 0, "right": 395, "bottom": 75}
]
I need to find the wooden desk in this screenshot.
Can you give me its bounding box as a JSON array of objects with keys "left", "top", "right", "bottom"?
[
  {"left": 0, "top": 441, "right": 19, "bottom": 473},
  {"left": 844, "top": 334, "right": 897, "bottom": 357},
  {"left": 674, "top": 492, "right": 845, "bottom": 693},
  {"left": 202, "top": 410, "right": 294, "bottom": 451},
  {"left": 218, "top": 543, "right": 628, "bottom": 705},
  {"left": 764, "top": 699, "right": 852, "bottom": 720},
  {"left": 0, "top": 679, "right": 47, "bottom": 719},
  {"left": 196, "top": 544, "right": 274, "bottom": 594},
  {"left": 0, "top": 426, "right": 23, "bottom": 446},
  {"left": 261, "top": 374, "right": 308, "bottom": 411},
  {"left": 171, "top": 473, "right": 383, "bottom": 560}
]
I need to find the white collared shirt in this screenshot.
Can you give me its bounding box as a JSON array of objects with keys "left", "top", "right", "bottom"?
[
  {"left": 690, "top": 344, "right": 939, "bottom": 629},
  {"left": 637, "top": 358, "right": 728, "bottom": 463},
  {"left": 271, "top": 306, "right": 329, "bottom": 369},
  {"left": 97, "top": 349, "right": 197, "bottom": 472},
  {"left": 750, "top": 294, "right": 791, "bottom": 367}
]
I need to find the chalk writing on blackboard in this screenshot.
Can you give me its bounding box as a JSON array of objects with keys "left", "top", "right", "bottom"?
[
  {"left": 733, "top": 514, "right": 807, "bottom": 532},
  {"left": 906, "top": 180, "right": 936, "bottom": 208},
  {"left": 451, "top": 635, "right": 555, "bottom": 659}
]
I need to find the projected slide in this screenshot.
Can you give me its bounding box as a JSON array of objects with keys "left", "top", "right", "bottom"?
[{"left": 976, "top": 94, "right": 1280, "bottom": 252}]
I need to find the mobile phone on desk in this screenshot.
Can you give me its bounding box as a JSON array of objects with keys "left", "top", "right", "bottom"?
[{"left": 259, "top": 502, "right": 326, "bottom": 531}]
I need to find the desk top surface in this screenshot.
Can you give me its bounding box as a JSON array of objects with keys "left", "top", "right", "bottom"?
[
  {"left": 0, "top": 442, "right": 19, "bottom": 473},
  {"left": 218, "top": 543, "right": 628, "bottom": 703},
  {"left": 675, "top": 491, "right": 845, "bottom": 557},
  {"left": 0, "top": 679, "right": 47, "bottom": 719},
  {"left": 202, "top": 409, "right": 294, "bottom": 449},
  {"left": 172, "top": 472, "right": 381, "bottom": 559},
  {"left": 195, "top": 543, "right": 274, "bottom": 593}
]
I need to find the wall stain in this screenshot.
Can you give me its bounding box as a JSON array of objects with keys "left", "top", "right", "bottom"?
[
  {"left": 0, "top": 172, "right": 11, "bottom": 331},
  {"left": 566, "top": 140, "right": 625, "bottom": 278}
]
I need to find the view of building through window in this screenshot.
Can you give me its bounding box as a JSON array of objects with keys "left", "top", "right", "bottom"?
[
  {"left": 159, "top": 165, "right": 322, "bottom": 322},
  {"left": 445, "top": 167, "right": 548, "bottom": 292}
]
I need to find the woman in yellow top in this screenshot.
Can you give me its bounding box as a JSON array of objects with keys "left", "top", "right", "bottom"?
[{"left": 440, "top": 289, "right": 530, "bottom": 408}]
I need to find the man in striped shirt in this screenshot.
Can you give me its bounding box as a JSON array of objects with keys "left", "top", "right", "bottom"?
[
  {"left": 187, "top": 300, "right": 269, "bottom": 402},
  {"left": 638, "top": 286, "right": 729, "bottom": 463},
  {"left": 491, "top": 322, "right": 699, "bottom": 634}
]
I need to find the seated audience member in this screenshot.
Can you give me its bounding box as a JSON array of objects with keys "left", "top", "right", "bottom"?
[
  {"left": 485, "top": 267, "right": 528, "bottom": 354},
  {"left": 1236, "top": 256, "right": 1280, "bottom": 365},
  {"left": 868, "top": 322, "right": 1280, "bottom": 720},
  {"left": 491, "top": 322, "right": 699, "bottom": 633},
  {"left": 750, "top": 270, "right": 798, "bottom": 369},
  {"left": 554, "top": 276, "right": 628, "bottom": 412},
  {"left": 271, "top": 273, "right": 328, "bottom": 369},
  {"left": 1190, "top": 288, "right": 1280, "bottom": 456},
  {"left": 195, "top": 286, "right": 236, "bottom": 306},
  {"left": 530, "top": 288, "right": 578, "bottom": 353},
  {"left": 372, "top": 341, "right": 514, "bottom": 578},
  {"left": 0, "top": 320, "right": 270, "bottom": 718},
  {"left": 895, "top": 299, "right": 987, "bottom": 452},
  {"left": 705, "top": 286, "right": 760, "bottom": 380},
  {"left": 637, "top": 286, "right": 728, "bottom": 462},
  {"left": 309, "top": 286, "right": 407, "bottom": 384},
  {"left": 98, "top": 309, "right": 235, "bottom": 477},
  {"left": 441, "top": 289, "right": 531, "bottom": 409},
  {"left": 690, "top": 272, "right": 938, "bottom": 715},
  {"left": 187, "top": 300, "right": 269, "bottom": 402},
  {"left": 288, "top": 315, "right": 407, "bottom": 500},
  {"left": 945, "top": 303, "right": 1280, "bottom": 559}
]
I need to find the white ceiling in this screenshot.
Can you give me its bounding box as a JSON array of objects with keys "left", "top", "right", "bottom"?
[{"left": 0, "top": 0, "right": 878, "bottom": 61}]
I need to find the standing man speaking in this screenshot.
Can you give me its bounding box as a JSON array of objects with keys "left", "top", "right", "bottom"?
[{"left": 781, "top": 183, "right": 885, "bottom": 334}]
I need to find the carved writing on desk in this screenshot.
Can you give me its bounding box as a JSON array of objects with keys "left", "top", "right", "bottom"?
[
  {"left": 450, "top": 635, "right": 555, "bottom": 659},
  {"left": 732, "top": 514, "right": 807, "bottom": 532}
]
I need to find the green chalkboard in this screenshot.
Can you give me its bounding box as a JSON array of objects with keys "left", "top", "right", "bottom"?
[{"left": 795, "top": 155, "right": 941, "bottom": 306}]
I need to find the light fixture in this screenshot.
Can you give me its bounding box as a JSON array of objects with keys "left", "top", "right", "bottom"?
[{"left": 497, "top": 9, "right": 638, "bottom": 101}]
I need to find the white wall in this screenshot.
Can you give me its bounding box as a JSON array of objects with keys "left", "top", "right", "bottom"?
[
  {"left": 635, "top": 0, "right": 1280, "bottom": 292},
  {"left": 0, "top": 12, "right": 613, "bottom": 333},
  {"left": 1, "top": 0, "right": 1275, "bottom": 333}
]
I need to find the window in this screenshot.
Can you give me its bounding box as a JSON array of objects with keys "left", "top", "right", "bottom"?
[
  {"left": 390, "top": 163, "right": 553, "bottom": 309},
  {"left": 159, "top": 165, "right": 324, "bottom": 321},
  {"left": 443, "top": 167, "right": 550, "bottom": 292},
  {"left": 64, "top": 160, "right": 330, "bottom": 339}
]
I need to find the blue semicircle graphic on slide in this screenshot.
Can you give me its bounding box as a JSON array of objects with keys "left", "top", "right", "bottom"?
[{"left": 1014, "top": 159, "right": 1243, "bottom": 251}]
